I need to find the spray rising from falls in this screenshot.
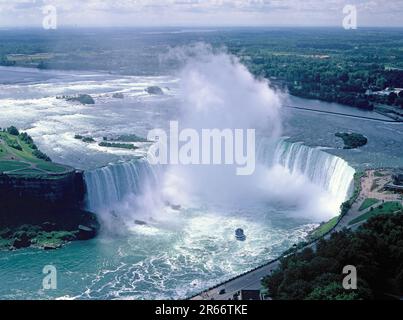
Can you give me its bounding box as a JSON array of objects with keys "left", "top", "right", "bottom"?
[{"left": 83, "top": 45, "right": 355, "bottom": 224}]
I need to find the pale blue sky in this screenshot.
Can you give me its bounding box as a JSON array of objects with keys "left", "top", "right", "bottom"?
[{"left": 0, "top": 0, "right": 402, "bottom": 28}]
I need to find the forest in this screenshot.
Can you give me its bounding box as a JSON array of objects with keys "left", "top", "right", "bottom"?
[
  {"left": 1, "top": 28, "right": 402, "bottom": 110},
  {"left": 262, "top": 213, "right": 403, "bottom": 300},
  {"left": 231, "top": 28, "right": 403, "bottom": 110}
]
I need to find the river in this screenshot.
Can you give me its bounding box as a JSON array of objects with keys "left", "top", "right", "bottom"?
[{"left": 0, "top": 63, "right": 401, "bottom": 300}]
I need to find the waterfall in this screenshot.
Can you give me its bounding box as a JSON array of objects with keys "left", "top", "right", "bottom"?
[
  {"left": 260, "top": 139, "right": 355, "bottom": 207},
  {"left": 84, "top": 159, "right": 160, "bottom": 212},
  {"left": 83, "top": 139, "right": 355, "bottom": 219}
]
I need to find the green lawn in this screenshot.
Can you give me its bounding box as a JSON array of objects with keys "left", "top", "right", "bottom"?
[
  {"left": 0, "top": 160, "right": 29, "bottom": 172},
  {"left": 359, "top": 198, "right": 380, "bottom": 211},
  {"left": 1, "top": 133, "right": 43, "bottom": 164},
  {"left": 0, "top": 131, "right": 72, "bottom": 177},
  {"left": 349, "top": 202, "right": 403, "bottom": 225},
  {"left": 310, "top": 216, "right": 339, "bottom": 239},
  {"left": 7, "top": 168, "right": 45, "bottom": 177}
]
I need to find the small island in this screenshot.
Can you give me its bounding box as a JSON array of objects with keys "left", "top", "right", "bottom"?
[
  {"left": 58, "top": 94, "right": 95, "bottom": 105},
  {"left": 74, "top": 134, "right": 95, "bottom": 143},
  {"left": 99, "top": 141, "right": 138, "bottom": 150},
  {"left": 335, "top": 132, "right": 368, "bottom": 149},
  {"left": 107, "top": 134, "right": 149, "bottom": 143}
]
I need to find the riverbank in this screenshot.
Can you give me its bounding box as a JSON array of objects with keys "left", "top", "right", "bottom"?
[
  {"left": 336, "top": 169, "right": 403, "bottom": 230},
  {"left": 190, "top": 168, "right": 403, "bottom": 300},
  {"left": 284, "top": 105, "right": 402, "bottom": 123},
  {"left": 0, "top": 210, "right": 99, "bottom": 251},
  {"left": 0, "top": 63, "right": 401, "bottom": 299}
]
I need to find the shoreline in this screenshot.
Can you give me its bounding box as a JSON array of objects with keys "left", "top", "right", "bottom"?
[
  {"left": 284, "top": 105, "right": 402, "bottom": 123},
  {"left": 189, "top": 167, "right": 402, "bottom": 300},
  {"left": 0, "top": 64, "right": 398, "bottom": 123}
]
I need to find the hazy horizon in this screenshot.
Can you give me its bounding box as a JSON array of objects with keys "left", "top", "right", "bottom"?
[
  {"left": 0, "top": 0, "right": 402, "bottom": 28},
  {"left": 1, "top": 25, "right": 403, "bottom": 30}
]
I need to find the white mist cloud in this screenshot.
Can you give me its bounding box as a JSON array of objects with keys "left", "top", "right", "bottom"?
[
  {"left": 155, "top": 45, "right": 347, "bottom": 222},
  {"left": 160, "top": 44, "right": 283, "bottom": 205}
]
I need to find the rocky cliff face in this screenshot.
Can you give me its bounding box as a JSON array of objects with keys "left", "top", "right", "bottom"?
[
  {"left": 0, "top": 170, "right": 100, "bottom": 250},
  {"left": 0, "top": 171, "right": 86, "bottom": 225}
]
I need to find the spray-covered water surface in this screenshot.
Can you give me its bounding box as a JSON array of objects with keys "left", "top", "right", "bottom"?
[{"left": 0, "top": 47, "right": 400, "bottom": 299}]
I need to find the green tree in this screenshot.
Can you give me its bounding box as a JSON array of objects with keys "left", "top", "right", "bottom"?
[{"left": 6, "top": 126, "right": 19, "bottom": 136}]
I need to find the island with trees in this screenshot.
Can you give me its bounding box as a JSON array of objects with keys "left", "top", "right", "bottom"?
[{"left": 335, "top": 132, "right": 368, "bottom": 149}]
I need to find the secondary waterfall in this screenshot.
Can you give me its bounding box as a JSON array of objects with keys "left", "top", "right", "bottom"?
[{"left": 84, "top": 159, "right": 160, "bottom": 212}]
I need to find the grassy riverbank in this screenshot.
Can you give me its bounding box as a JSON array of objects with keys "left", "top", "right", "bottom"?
[{"left": 0, "top": 129, "right": 73, "bottom": 178}]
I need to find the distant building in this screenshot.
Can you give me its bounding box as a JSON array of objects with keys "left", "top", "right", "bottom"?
[{"left": 371, "top": 87, "right": 403, "bottom": 96}]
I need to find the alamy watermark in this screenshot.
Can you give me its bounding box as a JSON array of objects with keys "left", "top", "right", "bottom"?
[
  {"left": 343, "top": 5, "right": 357, "bottom": 30},
  {"left": 42, "top": 265, "right": 57, "bottom": 290},
  {"left": 147, "top": 121, "right": 256, "bottom": 176},
  {"left": 42, "top": 4, "right": 57, "bottom": 30},
  {"left": 342, "top": 265, "right": 357, "bottom": 290}
]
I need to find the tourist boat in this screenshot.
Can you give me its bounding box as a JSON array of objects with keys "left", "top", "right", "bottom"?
[{"left": 235, "top": 228, "right": 246, "bottom": 241}]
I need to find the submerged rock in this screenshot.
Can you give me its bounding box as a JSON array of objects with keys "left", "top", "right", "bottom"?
[
  {"left": 171, "top": 204, "right": 181, "bottom": 211},
  {"left": 43, "top": 243, "right": 62, "bottom": 250},
  {"left": 61, "top": 94, "right": 95, "bottom": 105},
  {"left": 134, "top": 220, "right": 147, "bottom": 226},
  {"left": 146, "top": 86, "right": 164, "bottom": 95},
  {"left": 112, "top": 92, "right": 124, "bottom": 99},
  {"left": 165, "top": 201, "right": 181, "bottom": 211},
  {"left": 77, "top": 225, "right": 96, "bottom": 240}
]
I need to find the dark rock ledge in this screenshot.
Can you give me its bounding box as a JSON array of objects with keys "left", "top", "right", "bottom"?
[{"left": 0, "top": 171, "right": 99, "bottom": 251}]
